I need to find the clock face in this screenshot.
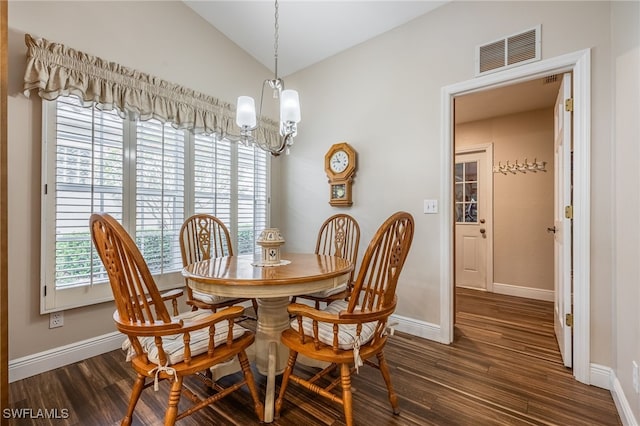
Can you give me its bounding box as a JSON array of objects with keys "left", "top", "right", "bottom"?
[{"left": 329, "top": 150, "right": 349, "bottom": 173}]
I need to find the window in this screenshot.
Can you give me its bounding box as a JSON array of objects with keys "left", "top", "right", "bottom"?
[
  {"left": 455, "top": 161, "right": 478, "bottom": 223},
  {"left": 41, "top": 96, "right": 269, "bottom": 312}
]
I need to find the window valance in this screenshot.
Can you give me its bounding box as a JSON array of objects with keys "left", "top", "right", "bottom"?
[{"left": 22, "top": 33, "right": 280, "bottom": 144}]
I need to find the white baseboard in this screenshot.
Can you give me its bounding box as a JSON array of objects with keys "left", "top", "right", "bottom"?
[
  {"left": 492, "top": 282, "right": 554, "bottom": 302},
  {"left": 590, "top": 363, "right": 613, "bottom": 390},
  {"left": 9, "top": 331, "right": 124, "bottom": 383},
  {"left": 389, "top": 313, "right": 444, "bottom": 343},
  {"left": 611, "top": 369, "right": 639, "bottom": 426}
]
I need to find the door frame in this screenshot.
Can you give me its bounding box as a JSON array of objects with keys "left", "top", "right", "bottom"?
[
  {"left": 440, "top": 49, "right": 591, "bottom": 384},
  {"left": 454, "top": 144, "right": 494, "bottom": 292}
]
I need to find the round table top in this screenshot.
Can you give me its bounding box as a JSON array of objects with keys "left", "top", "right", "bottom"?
[{"left": 181, "top": 253, "right": 354, "bottom": 298}]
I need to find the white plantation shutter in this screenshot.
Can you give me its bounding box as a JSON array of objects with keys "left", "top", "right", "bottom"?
[
  {"left": 238, "top": 145, "right": 268, "bottom": 255},
  {"left": 42, "top": 95, "right": 270, "bottom": 312},
  {"left": 53, "top": 96, "right": 124, "bottom": 288},
  {"left": 136, "top": 120, "right": 185, "bottom": 274},
  {"left": 193, "top": 134, "right": 232, "bottom": 225}
]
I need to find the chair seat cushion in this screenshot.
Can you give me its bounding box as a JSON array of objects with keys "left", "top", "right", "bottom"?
[
  {"left": 290, "top": 300, "right": 377, "bottom": 350},
  {"left": 192, "top": 289, "right": 239, "bottom": 305},
  {"left": 305, "top": 283, "right": 348, "bottom": 298},
  {"left": 122, "top": 309, "right": 248, "bottom": 365}
]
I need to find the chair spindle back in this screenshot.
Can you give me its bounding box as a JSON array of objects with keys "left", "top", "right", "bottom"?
[
  {"left": 315, "top": 214, "right": 360, "bottom": 282},
  {"left": 348, "top": 212, "right": 414, "bottom": 314},
  {"left": 90, "top": 213, "right": 171, "bottom": 325}
]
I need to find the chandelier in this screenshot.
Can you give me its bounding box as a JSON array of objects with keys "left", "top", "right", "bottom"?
[{"left": 235, "top": 0, "right": 301, "bottom": 156}]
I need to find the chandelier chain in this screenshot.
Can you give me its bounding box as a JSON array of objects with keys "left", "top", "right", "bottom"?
[{"left": 274, "top": 0, "right": 279, "bottom": 79}]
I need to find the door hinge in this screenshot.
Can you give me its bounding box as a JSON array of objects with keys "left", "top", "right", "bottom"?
[
  {"left": 565, "top": 205, "right": 573, "bottom": 219},
  {"left": 565, "top": 98, "right": 574, "bottom": 112},
  {"left": 565, "top": 313, "right": 573, "bottom": 327}
]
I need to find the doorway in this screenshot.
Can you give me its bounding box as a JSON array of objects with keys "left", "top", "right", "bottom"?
[
  {"left": 453, "top": 79, "right": 559, "bottom": 358},
  {"left": 440, "top": 49, "right": 591, "bottom": 384}
]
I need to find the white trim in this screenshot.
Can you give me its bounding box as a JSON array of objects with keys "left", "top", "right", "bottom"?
[
  {"left": 8, "top": 331, "right": 124, "bottom": 383},
  {"left": 611, "top": 370, "right": 639, "bottom": 426},
  {"left": 491, "top": 282, "right": 554, "bottom": 302},
  {"left": 589, "top": 363, "right": 613, "bottom": 390},
  {"left": 389, "top": 313, "right": 444, "bottom": 343},
  {"left": 441, "top": 49, "right": 592, "bottom": 384}
]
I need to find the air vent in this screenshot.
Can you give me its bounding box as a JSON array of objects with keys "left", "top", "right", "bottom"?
[{"left": 476, "top": 25, "right": 541, "bottom": 76}]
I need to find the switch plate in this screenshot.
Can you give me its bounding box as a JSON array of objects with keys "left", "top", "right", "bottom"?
[
  {"left": 633, "top": 361, "right": 639, "bottom": 393},
  {"left": 423, "top": 199, "right": 438, "bottom": 214},
  {"left": 49, "top": 311, "right": 64, "bottom": 328}
]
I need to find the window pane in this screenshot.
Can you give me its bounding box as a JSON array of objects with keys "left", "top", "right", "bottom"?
[
  {"left": 136, "top": 120, "right": 185, "bottom": 273},
  {"left": 237, "top": 145, "right": 268, "bottom": 254},
  {"left": 465, "top": 161, "right": 477, "bottom": 181},
  {"left": 193, "top": 134, "right": 231, "bottom": 225},
  {"left": 54, "top": 96, "right": 123, "bottom": 289}
]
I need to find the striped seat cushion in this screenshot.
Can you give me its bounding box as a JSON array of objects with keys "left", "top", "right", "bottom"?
[
  {"left": 305, "top": 283, "right": 348, "bottom": 298},
  {"left": 122, "top": 309, "right": 247, "bottom": 365},
  {"left": 290, "top": 300, "right": 377, "bottom": 350},
  {"left": 192, "top": 289, "right": 239, "bottom": 305}
]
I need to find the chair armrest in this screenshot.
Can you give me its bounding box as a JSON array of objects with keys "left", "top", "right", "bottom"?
[
  {"left": 287, "top": 303, "right": 341, "bottom": 322},
  {"left": 159, "top": 288, "right": 184, "bottom": 316},
  {"left": 114, "top": 305, "right": 245, "bottom": 336}
]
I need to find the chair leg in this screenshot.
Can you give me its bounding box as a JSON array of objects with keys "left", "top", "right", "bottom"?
[
  {"left": 164, "top": 376, "right": 183, "bottom": 426},
  {"left": 251, "top": 298, "right": 259, "bottom": 318},
  {"left": 123, "top": 374, "right": 145, "bottom": 426},
  {"left": 275, "top": 350, "right": 298, "bottom": 417},
  {"left": 340, "top": 362, "right": 354, "bottom": 426},
  {"left": 376, "top": 351, "right": 399, "bottom": 415},
  {"left": 238, "top": 350, "right": 264, "bottom": 422}
]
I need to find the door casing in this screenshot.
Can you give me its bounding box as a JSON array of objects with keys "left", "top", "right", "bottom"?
[{"left": 440, "top": 49, "right": 591, "bottom": 384}]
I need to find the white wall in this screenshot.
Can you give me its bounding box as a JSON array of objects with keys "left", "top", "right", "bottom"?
[
  {"left": 612, "top": 0, "right": 640, "bottom": 421},
  {"left": 6, "top": 1, "right": 276, "bottom": 359},
  {"left": 281, "top": 1, "right": 613, "bottom": 367}
]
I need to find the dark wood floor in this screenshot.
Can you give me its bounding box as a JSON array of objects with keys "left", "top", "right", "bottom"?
[{"left": 8, "top": 288, "right": 621, "bottom": 425}]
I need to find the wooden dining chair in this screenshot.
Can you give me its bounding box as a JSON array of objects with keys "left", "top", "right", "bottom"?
[
  {"left": 180, "top": 214, "right": 259, "bottom": 317},
  {"left": 90, "top": 213, "right": 263, "bottom": 426},
  {"left": 291, "top": 213, "right": 360, "bottom": 308},
  {"left": 275, "top": 212, "right": 415, "bottom": 426}
]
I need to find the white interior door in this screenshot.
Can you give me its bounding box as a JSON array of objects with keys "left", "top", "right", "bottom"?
[
  {"left": 553, "top": 72, "right": 573, "bottom": 368},
  {"left": 455, "top": 149, "right": 491, "bottom": 290}
]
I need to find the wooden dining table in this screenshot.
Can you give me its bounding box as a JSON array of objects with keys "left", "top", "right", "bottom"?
[{"left": 181, "top": 252, "right": 353, "bottom": 423}]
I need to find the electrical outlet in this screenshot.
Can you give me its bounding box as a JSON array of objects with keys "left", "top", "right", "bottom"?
[
  {"left": 49, "top": 311, "right": 64, "bottom": 328},
  {"left": 633, "top": 361, "right": 639, "bottom": 394}
]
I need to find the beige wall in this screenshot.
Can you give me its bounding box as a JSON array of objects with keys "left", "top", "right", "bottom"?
[
  {"left": 612, "top": 0, "right": 640, "bottom": 420},
  {"left": 456, "top": 109, "right": 554, "bottom": 291},
  {"left": 6, "top": 1, "right": 276, "bottom": 359},
  {"left": 282, "top": 1, "right": 613, "bottom": 367}
]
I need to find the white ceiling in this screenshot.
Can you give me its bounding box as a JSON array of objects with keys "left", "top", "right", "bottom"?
[
  {"left": 184, "top": 1, "right": 560, "bottom": 123},
  {"left": 184, "top": 1, "right": 448, "bottom": 77}
]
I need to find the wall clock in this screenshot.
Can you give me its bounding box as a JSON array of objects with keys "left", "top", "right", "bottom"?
[{"left": 324, "top": 142, "right": 357, "bottom": 206}]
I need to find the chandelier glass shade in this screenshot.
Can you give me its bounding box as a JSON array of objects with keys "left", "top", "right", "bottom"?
[{"left": 235, "top": 0, "right": 301, "bottom": 156}]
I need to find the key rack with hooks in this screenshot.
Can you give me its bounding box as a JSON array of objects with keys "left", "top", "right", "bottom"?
[{"left": 493, "top": 158, "right": 547, "bottom": 175}]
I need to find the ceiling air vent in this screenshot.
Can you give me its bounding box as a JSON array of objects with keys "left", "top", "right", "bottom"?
[{"left": 476, "top": 25, "right": 541, "bottom": 76}]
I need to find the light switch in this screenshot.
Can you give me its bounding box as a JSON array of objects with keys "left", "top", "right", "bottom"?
[{"left": 423, "top": 199, "right": 438, "bottom": 214}]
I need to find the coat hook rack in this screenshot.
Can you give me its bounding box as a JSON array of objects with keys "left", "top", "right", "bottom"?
[{"left": 493, "top": 158, "right": 546, "bottom": 175}]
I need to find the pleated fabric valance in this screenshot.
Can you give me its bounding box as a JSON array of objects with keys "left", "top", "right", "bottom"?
[{"left": 22, "top": 34, "right": 280, "bottom": 144}]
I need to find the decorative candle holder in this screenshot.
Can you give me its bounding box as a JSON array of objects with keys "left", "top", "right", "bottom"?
[{"left": 256, "top": 228, "right": 285, "bottom": 266}]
